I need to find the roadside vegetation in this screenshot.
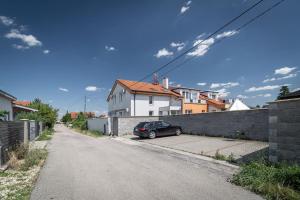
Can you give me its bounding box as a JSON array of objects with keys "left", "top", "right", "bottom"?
[
  {"left": 36, "top": 128, "right": 54, "bottom": 141},
  {"left": 0, "top": 144, "right": 48, "bottom": 200},
  {"left": 214, "top": 150, "right": 236, "bottom": 163},
  {"left": 232, "top": 160, "right": 300, "bottom": 200},
  {"left": 61, "top": 112, "right": 103, "bottom": 138},
  {"left": 16, "top": 98, "right": 58, "bottom": 128}
]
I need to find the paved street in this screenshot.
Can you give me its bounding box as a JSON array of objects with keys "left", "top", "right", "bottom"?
[{"left": 31, "top": 125, "right": 262, "bottom": 200}]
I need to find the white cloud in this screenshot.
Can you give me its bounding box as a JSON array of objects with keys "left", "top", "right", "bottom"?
[
  {"left": 210, "top": 82, "right": 239, "bottom": 89},
  {"left": 85, "top": 86, "right": 105, "bottom": 92},
  {"left": 187, "top": 38, "right": 214, "bottom": 57},
  {"left": 216, "top": 88, "right": 230, "bottom": 98},
  {"left": 245, "top": 85, "right": 280, "bottom": 92},
  {"left": 262, "top": 77, "right": 276, "bottom": 83},
  {"left": 263, "top": 73, "right": 297, "bottom": 83},
  {"left": 197, "top": 82, "right": 206, "bottom": 86},
  {"left": 12, "top": 44, "right": 29, "bottom": 50},
  {"left": 278, "top": 73, "right": 297, "bottom": 80},
  {"left": 59, "top": 87, "right": 69, "bottom": 92},
  {"left": 105, "top": 45, "right": 116, "bottom": 51},
  {"left": 154, "top": 48, "right": 173, "bottom": 58},
  {"left": 180, "top": 1, "right": 192, "bottom": 14},
  {"left": 216, "top": 30, "right": 238, "bottom": 39},
  {"left": 0, "top": 16, "right": 14, "bottom": 26},
  {"left": 274, "top": 66, "right": 297, "bottom": 75},
  {"left": 5, "top": 29, "right": 42, "bottom": 47},
  {"left": 170, "top": 42, "right": 185, "bottom": 51},
  {"left": 292, "top": 88, "right": 300, "bottom": 92},
  {"left": 43, "top": 49, "right": 50, "bottom": 54},
  {"left": 237, "top": 94, "right": 248, "bottom": 99}
]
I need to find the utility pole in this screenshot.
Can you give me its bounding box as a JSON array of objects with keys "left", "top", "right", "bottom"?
[{"left": 84, "top": 96, "right": 86, "bottom": 113}]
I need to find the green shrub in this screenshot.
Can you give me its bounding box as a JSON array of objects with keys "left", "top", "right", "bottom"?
[
  {"left": 20, "top": 149, "right": 48, "bottom": 171},
  {"left": 232, "top": 161, "right": 300, "bottom": 200}
]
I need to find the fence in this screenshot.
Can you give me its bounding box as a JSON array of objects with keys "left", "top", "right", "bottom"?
[
  {"left": 87, "top": 118, "right": 111, "bottom": 135},
  {"left": 269, "top": 98, "right": 300, "bottom": 164},
  {"left": 0, "top": 120, "right": 43, "bottom": 166},
  {"left": 109, "top": 109, "right": 269, "bottom": 140}
]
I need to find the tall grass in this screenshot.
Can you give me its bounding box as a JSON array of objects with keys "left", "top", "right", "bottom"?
[{"left": 232, "top": 160, "right": 300, "bottom": 200}]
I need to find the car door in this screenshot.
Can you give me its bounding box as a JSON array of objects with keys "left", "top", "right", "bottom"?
[
  {"left": 160, "top": 121, "right": 173, "bottom": 136},
  {"left": 155, "top": 121, "right": 168, "bottom": 136}
]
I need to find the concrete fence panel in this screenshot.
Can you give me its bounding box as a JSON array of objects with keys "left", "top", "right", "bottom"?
[
  {"left": 87, "top": 118, "right": 111, "bottom": 135},
  {"left": 160, "top": 109, "right": 269, "bottom": 141},
  {"left": 269, "top": 98, "right": 300, "bottom": 164}
]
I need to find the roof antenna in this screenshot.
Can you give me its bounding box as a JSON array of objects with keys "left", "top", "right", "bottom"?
[{"left": 152, "top": 73, "right": 159, "bottom": 85}]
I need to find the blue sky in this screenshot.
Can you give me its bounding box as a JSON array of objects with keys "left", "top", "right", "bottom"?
[{"left": 0, "top": 0, "right": 299, "bottom": 117}]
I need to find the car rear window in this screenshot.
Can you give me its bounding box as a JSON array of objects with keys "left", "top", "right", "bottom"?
[{"left": 136, "top": 122, "right": 149, "bottom": 128}]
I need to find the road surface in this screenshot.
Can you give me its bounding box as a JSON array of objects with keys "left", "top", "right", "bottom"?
[{"left": 31, "top": 125, "right": 262, "bottom": 200}]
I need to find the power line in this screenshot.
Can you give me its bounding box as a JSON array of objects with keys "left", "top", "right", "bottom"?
[
  {"left": 128, "top": 0, "right": 265, "bottom": 88},
  {"left": 134, "top": 0, "right": 286, "bottom": 91}
]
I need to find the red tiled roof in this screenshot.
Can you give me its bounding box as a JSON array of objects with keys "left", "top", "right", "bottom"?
[
  {"left": 14, "top": 101, "right": 31, "bottom": 107},
  {"left": 107, "top": 79, "right": 181, "bottom": 101},
  {"left": 199, "top": 94, "right": 225, "bottom": 109}
]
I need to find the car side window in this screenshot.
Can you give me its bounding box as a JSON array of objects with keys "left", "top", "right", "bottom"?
[
  {"left": 154, "top": 121, "right": 162, "bottom": 128},
  {"left": 161, "top": 122, "right": 170, "bottom": 127}
]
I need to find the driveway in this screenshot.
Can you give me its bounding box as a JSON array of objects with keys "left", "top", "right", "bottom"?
[
  {"left": 126, "top": 134, "right": 268, "bottom": 161},
  {"left": 31, "top": 125, "right": 262, "bottom": 200}
]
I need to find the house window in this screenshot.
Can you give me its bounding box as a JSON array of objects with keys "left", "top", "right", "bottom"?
[
  {"left": 113, "top": 95, "right": 116, "bottom": 104},
  {"left": 159, "top": 111, "right": 163, "bottom": 116},
  {"left": 149, "top": 96, "right": 153, "bottom": 105},
  {"left": 202, "top": 110, "right": 205, "bottom": 113},
  {"left": 185, "top": 110, "right": 192, "bottom": 114},
  {"left": 149, "top": 111, "right": 153, "bottom": 116}
]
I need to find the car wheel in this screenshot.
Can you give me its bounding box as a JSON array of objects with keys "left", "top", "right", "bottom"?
[
  {"left": 149, "top": 131, "right": 156, "bottom": 139},
  {"left": 175, "top": 129, "right": 181, "bottom": 136}
]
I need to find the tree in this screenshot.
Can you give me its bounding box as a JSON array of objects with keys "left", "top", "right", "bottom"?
[
  {"left": 61, "top": 111, "right": 72, "bottom": 123},
  {"left": 16, "top": 99, "right": 58, "bottom": 128},
  {"left": 72, "top": 112, "right": 87, "bottom": 130},
  {"left": 277, "top": 86, "right": 290, "bottom": 100}
]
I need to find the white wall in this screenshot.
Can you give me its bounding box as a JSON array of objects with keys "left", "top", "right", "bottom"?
[
  {"left": 0, "top": 96, "right": 13, "bottom": 120},
  {"left": 108, "top": 84, "right": 131, "bottom": 116},
  {"left": 87, "top": 118, "right": 111, "bottom": 134},
  {"left": 208, "top": 105, "right": 222, "bottom": 112},
  {"left": 133, "top": 95, "right": 171, "bottom": 116}
]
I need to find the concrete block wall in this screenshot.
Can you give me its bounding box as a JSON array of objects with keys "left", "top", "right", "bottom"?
[
  {"left": 269, "top": 98, "right": 300, "bottom": 164},
  {"left": 160, "top": 109, "right": 269, "bottom": 141},
  {"left": 116, "top": 116, "right": 159, "bottom": 136}
]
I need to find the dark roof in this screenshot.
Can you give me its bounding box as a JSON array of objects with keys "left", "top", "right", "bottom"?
[
  {"left": 0, "top": 89, "right": 17, "bottom": 101},
  {"left": 279, "top": 90, "right": 300, "bottom": 100}
]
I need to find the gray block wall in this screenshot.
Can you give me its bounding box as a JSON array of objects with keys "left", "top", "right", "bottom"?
[
  {"left": 160, "top": 109, "right": 269, "bottom": 141},
  {"left": 269, "top": 98, "right": 300, "bottom": 164},
  {"left": 116, "top": 116, "right": 159, "bottom": 136}
]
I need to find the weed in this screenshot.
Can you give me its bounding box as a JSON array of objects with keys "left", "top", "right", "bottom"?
[
  {"left": 36, "top": 129, "right": 53, "bottom": 141},
  {"left": 231, "top": 161, "right": 300, "bottom": 200},
  {"left": 20, "top": 149, "right": 48, "bottom": 171},
  {"left": 214, "top": 150, "right": 227, "bottom": 160}
]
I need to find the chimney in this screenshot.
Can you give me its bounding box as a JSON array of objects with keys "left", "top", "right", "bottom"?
[{"left": 162, "top": 77, "right": 169, "bottom": 89}]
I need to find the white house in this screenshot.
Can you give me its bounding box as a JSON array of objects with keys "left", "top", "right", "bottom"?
[
  {"left": 107, "top": 78, "right": 182, "bottom": 117},
  {"left": 0, "top": 89, "right": 17, "bottom": 121},
  {"left": 228, "top": 99, "right": 250, "bottom": 111}
]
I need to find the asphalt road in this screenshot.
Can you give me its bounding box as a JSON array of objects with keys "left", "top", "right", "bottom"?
[{"left": 31, "top": 125, "right": 262, "bottom": 200}]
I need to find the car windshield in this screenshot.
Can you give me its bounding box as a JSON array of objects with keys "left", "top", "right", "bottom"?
[{"left": 136, "top": 122, "right": 149, "bottom": 128}]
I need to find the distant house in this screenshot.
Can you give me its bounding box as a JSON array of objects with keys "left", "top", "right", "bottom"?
[
  {"left": 107, "top": 78, "right": 182, "bottom": 117},
  {"left": 227, "top": 99, "right": 250, "bottom": 111},
  {"left": 170, "top": 86, "right": 208, "bottom": 114},
  {"left": 70, "top": 112, "right": 95, "bottom": 120},
  {"left": 0, "top": 89, "right": 17, "bottom": 121}
]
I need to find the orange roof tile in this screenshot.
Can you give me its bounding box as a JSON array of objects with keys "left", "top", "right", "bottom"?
[
  {"left": 14, "top": 101, "right": 31, "bottom": 107},
  {"left": 108, "top": 79, "right": 181, "bottom": 101},
  {"left": 199, "top": 94, "right": 225, "bottom": 109}
]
